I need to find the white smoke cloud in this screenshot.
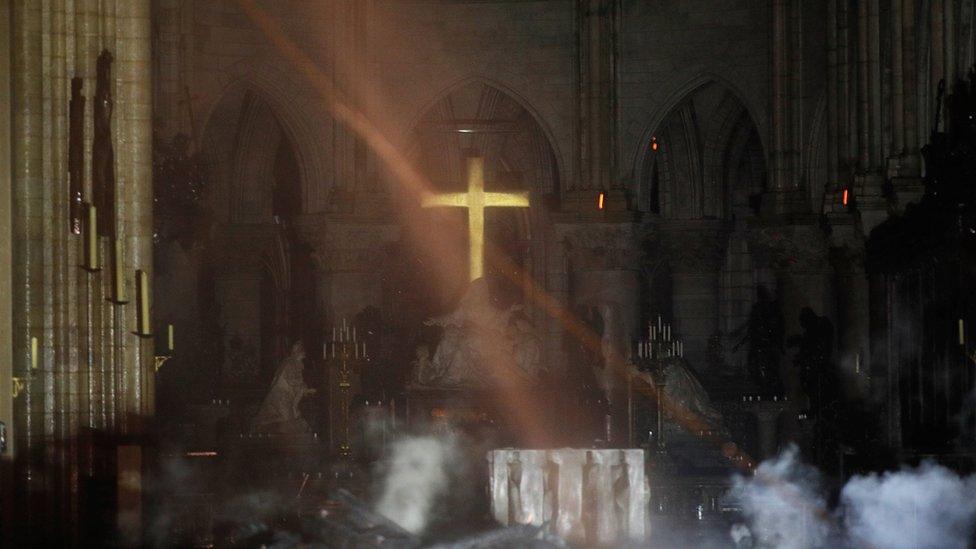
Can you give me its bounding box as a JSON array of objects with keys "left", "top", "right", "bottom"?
[
  {"left": 730, "top": 445, "right": 832, "bottom": 549},
  {"left": 732, "top": 446, "right": 976, "bottom": 549},
  {"left": 374, "top": 434, "right": 457, "bottom": 535},
  {"left": 841, "top": 463, "right": 976, "bottom": 549}
]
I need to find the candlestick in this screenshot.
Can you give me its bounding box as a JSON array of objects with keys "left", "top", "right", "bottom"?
[
  {"left": 111, "top": 238, "right": 129, "bottom": 303},
  {"left": 85, "top": 203, "right": 99, "bottom": 271},
  {"left": 136, "top": 270, "right": 151, "bottom": 336},
  {"left": 30, "top": 336, "right": 38, "bottom": 371},
  {"left": 167, "top": 324, "right": 175, "bottom": 352},
  {"left": 959, "top": 319, "right": 966, "bottom": 346}
]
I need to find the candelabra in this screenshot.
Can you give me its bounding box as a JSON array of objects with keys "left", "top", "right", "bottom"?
[
  {"left": 324, "top": 318, "right": 367, "bottom": 458},
  {"left": 631, "top": 315, "right": 683, "bottom": 452}
]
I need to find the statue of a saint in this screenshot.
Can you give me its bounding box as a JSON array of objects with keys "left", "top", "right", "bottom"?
[
  {"left": 252, "top": 341, "right": 314, "bottom": 433},
  {"left": 92, "top": 49, "right": 115, "bottom": 235},
  {"left": 634, "top": 357, "right": 725, "bottom": 432},
  {"left": 414, "top": 278, "right": 545, "bottom": 387}
]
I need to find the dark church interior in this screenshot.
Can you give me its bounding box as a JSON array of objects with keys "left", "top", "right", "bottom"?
[{"left": 1, "top": 1, "right": 976, "bottom": 547}]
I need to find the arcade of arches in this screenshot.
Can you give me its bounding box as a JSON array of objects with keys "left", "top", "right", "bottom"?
[{"left": 2, "top": 0, "right": 976, "bottom": 545}]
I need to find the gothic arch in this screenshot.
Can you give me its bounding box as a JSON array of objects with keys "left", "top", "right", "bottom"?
[
  {"left": 198, "top": 55, "right": 332, "bottom": 211},
  {"left": 635, "top": 79, "right": 767, "bottom": 220},
  {"left": 405, "top": 76, "right": 565, "bottom": 198},
  {"left": 200, "top": 85, "right": 306, "bottom": 224},
  {"left": 631, "top": 73, "right": 769, "bottom": 186}
]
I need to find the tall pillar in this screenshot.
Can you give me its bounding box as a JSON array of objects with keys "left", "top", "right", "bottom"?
[
  {"left": 765, "top": 0, "right": 805, "bottom": 214},
  {"left": 576, "top": 0, "right": 617, "bottom": 195},
  {"left": 657, "top": 221, "right": 728, "bottom": 372},
  {"left": 751, "top": 222, "right": 832, "bottom": 396},
  {"left": 7, "top": 0, "right": 154, "bottom": 542},
  {"left": 560, "top": 221, "right": 640, "bottom": 444},
  {"left": 298, "top": 217, "right": 400, "bottom": 325},
  {"left": 0, "top": 1, "right": 14, "bottom": 544}
]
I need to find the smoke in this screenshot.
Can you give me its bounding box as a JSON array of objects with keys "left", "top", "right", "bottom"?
[
  {"left": 841, "top": 463, "right": 976, "bottom": 549},
  {"left": 730, "top": 445, "right": 832, "bottom": 549},
  {"left": 374, "top": 433, "right": 458, "bottom": 535},
  {"left": 732, "top": 445, "right": 976, "bottom": 548}
]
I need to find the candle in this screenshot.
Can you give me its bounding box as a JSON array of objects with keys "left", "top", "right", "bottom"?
[
  {"left": 362, "top": 342, "right": 366, "bottom": 358},
  {"left": 354, "top": 342, "right": 359, "bottom": 359},
  {"left": 86, "top": 204, "right": 99, "bottom": 270},
  {"left": 657, "top": 315, "right": 662, "bottom": 332},
  {"left": 665, "top": 325, "right": 670, "bottom": 341},
  {"left": 331, "top": 343, "right": 335, "bottom": 358},
  {"left": 959, "top": 319, "right": 966, "bottom": 346},
  {"left": 323, "top": 342, "right": 327, "bottom": 359},
  {"left": 167, "top": 324, "right": 174, "bottom": 352},
  {"left": 651, "top": 327, "right": 656, "bottom": 341},
  {"left": 136, "top": 270, "right": 150, "bottom": 335},
  {"left": 332, "top": 326, "right": 336, "bottom": 341},
  {"left": 30, "top": 336, "right": 38, "bottom": 370},
  {"left": 113, "top": 238, "right": 126, "bottom": 302},
  {"left": 353, "top": 326, "right": 357, "bottom": 342}
]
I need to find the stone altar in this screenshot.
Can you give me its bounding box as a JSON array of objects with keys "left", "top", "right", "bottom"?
[{"left": 488, "top": 448, "right": 648, "bottom": 545}]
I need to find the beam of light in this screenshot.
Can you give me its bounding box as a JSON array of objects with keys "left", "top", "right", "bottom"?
[{"left": 236, "top": 0, "right": 755, "bottom": 468}]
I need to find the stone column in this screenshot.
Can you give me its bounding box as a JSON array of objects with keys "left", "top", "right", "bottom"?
[
  {"left": 751, "top": 222, "right": 833, "bottom": 395},
  {"left": 654, "top": 221, "right": 728, "bottom": 373},
  {"left": 576, "top": 0, "right": 617, "bottom": 194},
  {"left": 0, "top": 2, "right": 14, "bottom": 544},
  {"left": 298, "top": 216, "right": 400, "bottom": 325},
  {"left": 559, "top": 221, "right": 640, "bottom": 444},
  {"left": 755, "top": 401, "right": 788, "bottom": 459},
  {"left": 8, "top": 1, "right": 153, "bottom": 542}
]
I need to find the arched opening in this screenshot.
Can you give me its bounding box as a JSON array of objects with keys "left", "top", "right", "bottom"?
[
  {"left": 638, "top": 81, "right": 766, "bottom": 220},
  {"left": 638, "top": 82, "right": 771, "bottom": 374},
  {"left": 155, "top": 85, "right": 318, "bottom": 432},
  {"left": 400, "top": 81, "right": 560, "bottom": 310}
]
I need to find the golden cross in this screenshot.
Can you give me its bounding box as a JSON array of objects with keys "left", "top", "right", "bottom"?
[{"left": 422, "top": 156, "right": 530, "bottom": 280}]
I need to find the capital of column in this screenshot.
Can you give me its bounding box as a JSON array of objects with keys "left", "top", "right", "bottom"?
[
  {"left": 294, "top": 213, "right": 400, "bottom": 274},
  {"left": 646, "top": 219, "right": 730, "bottom": 272},
  {"left": 554, "top": 220, "right": 641, "bottom": 271},
  {"left": 747, "top": 220, "right": 830, "bottom": 273}
]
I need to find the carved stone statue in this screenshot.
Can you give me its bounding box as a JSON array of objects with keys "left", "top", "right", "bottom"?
[
  {"left": 68, "top": 77, "right": 85, "bottom": 234},
  {"left": 634, "top": 357, "right": 725, "bottom": 431},
  {"left": 414, "top": 278, "right": 546, "bottom": 387},
  {"left": 92, "top": 49, "right": 115, "bottom": 235},
  {"left": 252, "top": 341, "right": 314, "bottom": 433}
]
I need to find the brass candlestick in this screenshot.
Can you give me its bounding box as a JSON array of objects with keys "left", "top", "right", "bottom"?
[{"left": 82, "top": 203, "right": 100, "bottom": 272}]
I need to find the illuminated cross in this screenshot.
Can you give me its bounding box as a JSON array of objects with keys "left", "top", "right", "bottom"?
[{"left": 422, "top": 156, "right": 530, "bottom": 281}]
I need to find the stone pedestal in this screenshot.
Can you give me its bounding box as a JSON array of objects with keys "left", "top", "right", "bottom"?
[{"left": 488, "top": 448, "right": 648, "bottom": 545}]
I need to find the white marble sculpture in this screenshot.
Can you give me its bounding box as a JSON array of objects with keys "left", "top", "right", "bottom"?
[
  {"left": 488, "top": 448, "right": 649, "bottom": 545},
  {"left": 415, "top": 278, "right": 545, "bottom": 387},
  {"left": 252, "top": 341, "right": 314, "bottom": 433}
]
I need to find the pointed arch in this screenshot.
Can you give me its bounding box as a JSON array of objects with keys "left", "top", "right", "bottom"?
[
  {"left": 406, "top": 76, "right": 565, "bottom": 197},
  {"left": 635, "top": 78, "right": 767, "bottom": 220}
]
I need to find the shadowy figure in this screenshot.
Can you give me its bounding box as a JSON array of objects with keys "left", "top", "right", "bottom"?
[
  {"left": 789, "top": 308, "right": 835, "bottom": 414},
  {"left": 732, "top": 286, "right": 784, "bottom": 394},
  {"left": 788, "top": 307, "right": 840, "bottom": 468}
]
